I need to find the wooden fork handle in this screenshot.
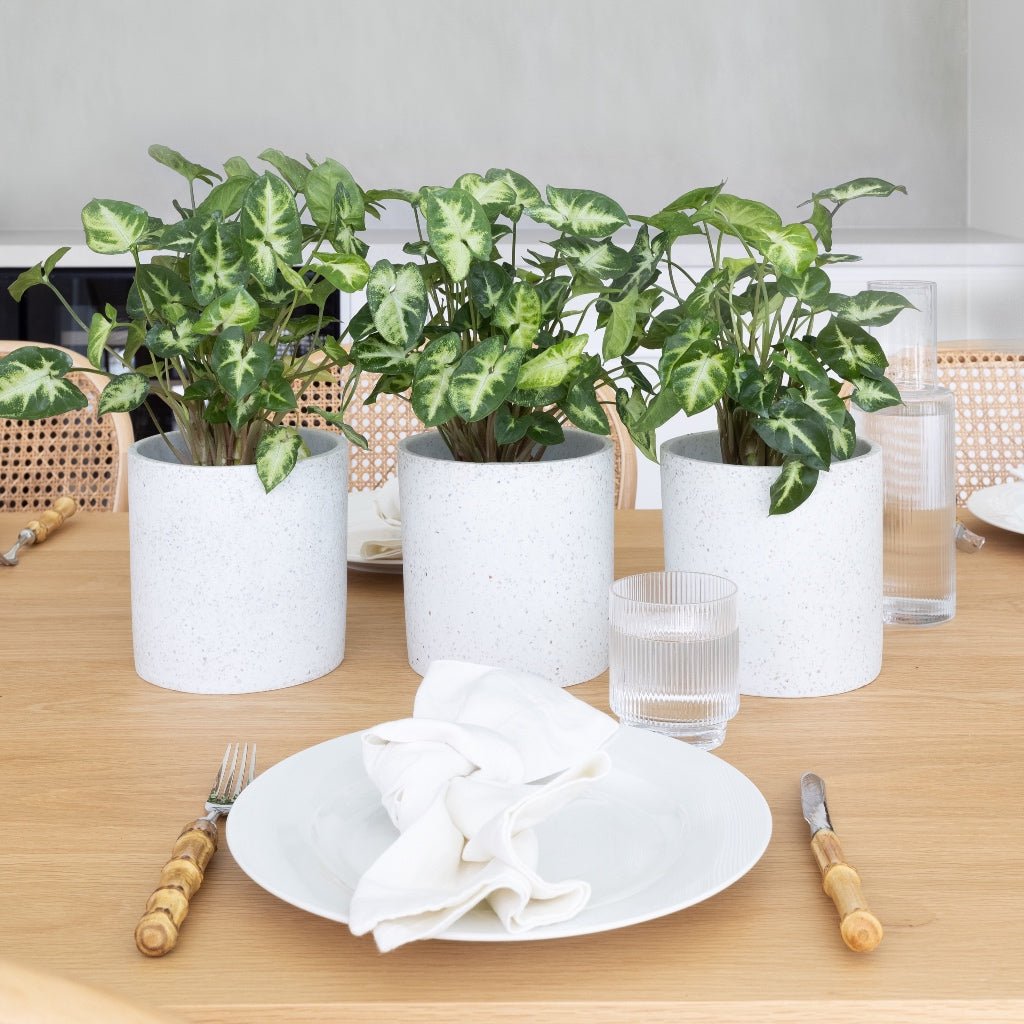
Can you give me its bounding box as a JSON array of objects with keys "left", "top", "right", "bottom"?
[
  {"left": 27, "top": 496, "right": 78, "bottom": 543},
  {"left": 134, "top": 817, "right": 218, "bottom": 957}
]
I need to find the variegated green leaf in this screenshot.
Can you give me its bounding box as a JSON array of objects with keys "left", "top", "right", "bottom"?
[
  {"left": 602, "top": 287, "right": 638, "bottom": 360},
  {"left": 159, "top": 216, "right": 207, "bottom": 253},
  {"left": 494, "top": 405, "right": 530, "bottom": 444},
  {"left": 454, "top": 172, "right": 516, "bottom": 219},
  {"left": 516, "top": 334, "right": 588, "bottom": 390},
  {"left": 148, "top": 144, "right": 221, "bottom": 185},
  {"left": 366, "top": 260, "right": 428, "bottom": 348},
  {"left": 195, "top": 176, "right": 253, "bottom": 219},
  {"left": 769, "top": 458, "right": 819, "bottom": 515},
  {"left": 535, "top": 277, "right": 571, "bottom": 319},
  {"left": 87, "top": 312, "right": 115, "bottom": 368},
  {"left": 303, "top": 406, "right": 369, "bottom": 450},
  {"left": 817, "top": 317, "right": 888, "bottom": 379},
  {"left": 777, "top": 267, "right": 830, "bottom": 307},
  {"left": 212, "top": 328, "right": 274, "bottom": 400},
  {"left": 850, "top": 374, "right": 902, "bottom": 412},
  {"left": 305, "top": 158, "right": 364, "bottom": 230},
  {"left": 753, "top": 401, "right": 831, "bottom": 471},
  {"left": 0, "top": 346, "right": 88, "bottom": 418},
  {"left": 194, "top": 286, "right": 260, "bottom": 334},
  {"left": 240, "top": 173, "right": 302, "bottom": 287},
  {"left": 351, "top": 338, "right": 416, "bottom": 374},
  {"left": 814, "top": 178, "right": 907, "bottom": 204},
  {"left": 145, "top": 319, "right": 200, "bottom": 358},
  {"left": 255, "top": 424, "right": 303, "bottom": 492},
  {"left": 411, "top": 332, "right": 460, "bottom": 426},
  {"left": 483, "top": 168, "right": 543, "bottom": 218},
  {"left": 554, "top": 237, "right": 631, "bottom": 277},
  {"left": 631, "top": 385, "right": 683, "bottom": 432},
  {"left": 531, "top": 187, "right": 629, "bottom": 238},
  {"left": 696, "top": 194, "right": 782, "bottom": 244},
  {"left": 311, "top": 253, "right": 370, "bottom": 293},
  {"left": 664, "top": 337, "right": 733, "bottom": 415},
  {"left": 258, "top": 148, "right": 309, "bottom": 191},
  {"left": 763, "top": 223, "right": 817, "bottom": 277},
  {"left": 493, "top": 282, "right": 541, "bottom": 350},
  {"left": 98, "top": 372, "right": 148, "bottom": 414},
  {"left": 468, "top": 262, "right": 512, "bottom": 316},
  {"left": 135, "top": 263, "right": 194, "bottom": 324},
  {"left": 780, "top": 337, "right": 830, "bottom": 388},
  {"left": 191, "top": 221, "right": 247, "bottom": 305},
  {"left": 797, "top": 381, "right": 846, "bottom": 427},
  {"left": 226, "top": 393, "right": 259, "bottom": 432},
  {"left": 525, "top": 411, "right": 564, "bottom": 447},
  {"left": 829, "top": 289, "right": 915, "bottom": 327},
  {"left": 630, "top": 210, "right": 700, "bottom": 242},
  {"left": 224, "top": 156, "right": 257, "bottom": 179},
  {"left": 81, "top": 199, "right": 150, "bottom": 254},
  {"left": 421, "top": 187, "right": 492, "bottom": 281},
  {"left": 449, "top": 338, "right": 522, "bottom": 422},
  {"left": 816, "top": 252, "right": 862, "bottom": 265},
  {"left": 563, "top": 378, "right": 610, "bottom": 435},
  {"left": 826, "top": 410, "right": 857, "bottom": 460},
  {"left": 610, "top": 227, "right": 664, "bottom": 297}
]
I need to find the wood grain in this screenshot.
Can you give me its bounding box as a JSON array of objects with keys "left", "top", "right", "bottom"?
[{"left": 0, "top": 511, "right": 1021, "bottom": 1023}]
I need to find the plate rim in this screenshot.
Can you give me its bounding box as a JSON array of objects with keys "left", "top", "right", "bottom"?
[
  {"left": 227, "top": 726, "right": 773, "bottom": 943},
  {"left": 966, "top": 480, "right": 1024, "bottom": 535}
]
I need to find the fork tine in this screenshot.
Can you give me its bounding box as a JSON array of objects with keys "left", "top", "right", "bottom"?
[
  {"left": 220, "top": 743, "right": 241, "bottom": 802},
  {"left": 211, "top": 743, "right": 232, "bottom": 797},
  {"left": 247, "top": 744, "right": 257, "bottom": 789},
  {"left": 231, "top": 743, "right": 248, "bottom": 799}
]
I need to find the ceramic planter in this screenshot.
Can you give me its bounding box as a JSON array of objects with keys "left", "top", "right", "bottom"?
[
  {"left": 661, "top": 431, "right": 882, "bottom": 698},
  {"left": 127, "top": 429, "right": 348, "bottom": 693},
  {"left": 398, "top": 430, "right": 614, "bottom": 686}
]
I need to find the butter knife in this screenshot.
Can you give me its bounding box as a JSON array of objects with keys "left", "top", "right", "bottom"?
[{"left": 800, "top": 771, "right": 883, "bottom": 952}]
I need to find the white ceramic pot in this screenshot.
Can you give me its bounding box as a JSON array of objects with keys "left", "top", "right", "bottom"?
[
  {"left": 127, "top": 429, "right": 348, "bottom": 693},
  {"left": 661, "top": 432, "right": 882, "bottom": 698},
  {"left": 398, "top": 430, "right": 614, "bottom": 686}
]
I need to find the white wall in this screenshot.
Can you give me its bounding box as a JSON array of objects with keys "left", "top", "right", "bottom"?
[
  {"left": 968, "top": 0, "right": 1024, "bottom": 237},
  {"left": 0, "top": 0, "right": 967, "bottom": 230}
]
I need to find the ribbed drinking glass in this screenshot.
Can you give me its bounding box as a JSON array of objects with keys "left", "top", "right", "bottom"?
[{"left": 609, "top": 571, "right": 739, "bottom": 749}]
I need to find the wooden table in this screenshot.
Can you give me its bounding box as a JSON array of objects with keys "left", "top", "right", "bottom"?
[{"left": 1, "top": 511, "right": 1022, "bottom": 1023}]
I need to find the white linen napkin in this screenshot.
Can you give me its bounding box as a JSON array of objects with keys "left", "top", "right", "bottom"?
[
  {"left": 347, "top": 660, "right": 618, "bottom": 951},
  {"left": 348, "top": 477, "right": 401, "bottom": 561}
]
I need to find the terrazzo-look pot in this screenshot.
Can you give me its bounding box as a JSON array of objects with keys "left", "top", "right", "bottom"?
[
  {"left": 127, "top": 429, "right": 348, "bottom": 693},
  {"left": 398, "top": 429, "right": 614, "bottom": 686},
  {"left": 661, "top": 431, "right": 882, "bottom": 698}
]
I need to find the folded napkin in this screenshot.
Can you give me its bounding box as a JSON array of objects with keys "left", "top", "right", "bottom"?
[
  {"left": 348, "top": 477, "right": 401, "bottom": 561},
  {"left": 348, "top": 660, "right": 618, "bottom": 951}
]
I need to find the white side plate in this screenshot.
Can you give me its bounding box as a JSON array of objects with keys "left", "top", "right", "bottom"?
[{"left": 967, "top": 481, "right": 1024, "bottom": 536}]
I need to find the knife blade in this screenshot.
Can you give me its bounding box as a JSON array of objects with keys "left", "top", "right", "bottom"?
[{"left": 800, "top": 771, "right": 883, "bottom": 952}]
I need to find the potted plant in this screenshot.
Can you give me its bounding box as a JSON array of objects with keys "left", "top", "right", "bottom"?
[
  {"left": 616, "top": 178, "right": 910, "bottom": 696},
  {"left": 353, "top": 172, "right": 654, "bottom": 684},
  {"left": 0, "top": 145, "right": 371, "bottom": 693}
]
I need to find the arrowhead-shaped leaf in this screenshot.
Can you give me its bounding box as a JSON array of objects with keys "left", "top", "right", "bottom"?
[
  {"left": 602, "top": 287, "right": 638, "bottom": 359},
  {"left": 212, "top": 327, "right": 274, "bottom": 400},
  {"left": 255, "top": 424, "right": 303, "bottom": 492},
  {"left": 191, "top": 222, "right": 248, "bottom": 305},
  {"left": 779, "top": 337, "right": 830, "bottom": 388},
  {"left": 8, "top": 263, "right": 44, "bottom": 301},
  {"left": 850, "top": 374, "right": 902, "bottom": 412},
  {"left": 98, "top": 372, "right": 149, "bottom": 414},
  {"left": 829, "top": 289, "right": 915, "bottom": 327},
  {"left": 148, "top": 144, "right": 221, "bottom": 185},
  {"left": 454, "top": 172, "right": 516, "bottom": 219},
  {"left": 81, "top": 199, "right": 150, "bottom": 254},
  {"left": 240, "top": 173, "right": 302, "bottom": 287},
  {"left": 305, "top": 158, "right": 364, "bottom": 230},
  {"left": 351, "top": 338, "right": 416, "bottom": 375},
  {"left": 531, "top": 187, "right": 629, "bottom": 237},
  {"left": 813, "top": 178, "right": 907, "bottom": 203},
  {"left": 136, "top": 263, "right": 195, "bottom": 324},
  {"left": 87, "top": 312, "right": 115, "bottom": 368},
  {"left": 483, "top": 168, "right": 543, "bottom": 218},
  {"left": 411, "top": 332, "right": 460, "bottom": 426},
  {"left": 664, "top": 337, "right": 733, "bottom": 415},
  {"left": 563, "top": 378, "right": 610, "bottom": 435},
  {"left": 493, "top": 282, "right": 541, "bottom": 350},
  {"left": 763, "top": 223, "right": 817, "bottom": 277},
  {"left": 728, "top": 353, "right": 782, "bottom": 416},
  {"left": 257, "top": 149, "right": 309, "bottom": 191},
  {"left": 194, "top": 286, "right": 260, "bottom": 334},
  {"left": 0, "top": 346, "right": 88, "bottom": 417},
  {"left": 777, "top": 267, "right": 831, "bottom": 307},
  {"left": 421, "top": 187, "right": 492, "bottom": 281},
  {"left": 663, "top": 183, "right": 725, "bottom": 212},
  {"left": 516, "top": 334, "right": 588, "bottom": 390},
  {"left": 312, "top": 253, "right": 370, "bottom": 293},
  {"left": 367, "top": 260, "right": 427, "bottom": 349},
  {"left": 696, "top": 194, "right": 782, "bottom": 245},
  {"left": 753, "top": 400, "right": 831, "bottom": 471},
  {"left": 449, "top": 338, "right": 522, "bottom": 422},
  {"left": 195, "top": 176, "right": 253, "bottom": 219},
  {"left": 468, "top": 262, "right": 512, "bottom": 316},
  {"left": 145, "top": 319, "right": 201, "bottom": 358},
  {"left": 554, "top": 237, "right": 631, "bottom": 277},
  {"left": 817, "top": 317, "right": 889, "bottom": 379},
  {"left": 769, "top": 458, "right": 819, "bottom": 515}
]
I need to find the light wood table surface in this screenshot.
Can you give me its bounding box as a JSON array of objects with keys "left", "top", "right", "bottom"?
[{"left": 0, "top": 510, "right": 1022, "bottom": 1023}]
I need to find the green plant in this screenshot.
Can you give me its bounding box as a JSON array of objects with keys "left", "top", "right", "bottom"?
[
  {"left": 0, "top": 145, "right": 371, "bottom": 490},
  {"left": 618, "top": 177, "right": 910, "bottom": 512},
  {"left": 351, "top": 172, "right": 657, "bottom": 461}
]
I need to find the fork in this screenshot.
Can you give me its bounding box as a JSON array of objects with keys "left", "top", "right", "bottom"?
[{"left": 135, "top": 743, "right": 256, "bottom": 957}]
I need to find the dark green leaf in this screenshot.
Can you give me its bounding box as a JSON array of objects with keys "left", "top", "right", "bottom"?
[
  {"left": 769, "top": 458, "right": 819, "bottom": 515},
  {"left": 850, "top": 374, "right": 902, "bottom": 412},
  {"left": 449, "top": 338, "right": 523, "bottom": 422},
  {"left": 0, "top": 346, "right": 88, "bottom": 418},
  {"left": 411, "top": 332, "right": 460, "bottom": 426},
  {"left": 212, "top": 328, "right": 274, "bottom": 400},
  {"left": 563, "top": 378, "right": 610, "bottom": 435},
  {"left": 258, "top": 148, "right": 309, "bottom": 191},
  {"left": 753, "top": 400, "right": 831, "bottom": 471}
]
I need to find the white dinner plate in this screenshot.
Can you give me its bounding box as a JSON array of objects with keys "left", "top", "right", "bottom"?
[
  {"left": 227, "top": 726, "right": 772, "bottom": 942},
  {"left": 966, "top": 481, "right": 1024, "bottom": 535}
]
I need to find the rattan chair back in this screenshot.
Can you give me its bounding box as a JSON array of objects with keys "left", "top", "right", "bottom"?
[
  {"left": 936, "top": 346, "right": 1024, "bottom": 505},
  {"left": 0, "top": 340, "right": 133, "bottom": 512}
]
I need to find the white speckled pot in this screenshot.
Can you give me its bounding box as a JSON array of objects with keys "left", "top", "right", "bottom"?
[
  {"left": 398, "top": 430, "right": 614, "bottom": 686},
  {"left": 127, "top": 429, "right": 348, "bottom": 693},
  {"left": 661, "top": 432, "right": 882, "bottom": 698}
]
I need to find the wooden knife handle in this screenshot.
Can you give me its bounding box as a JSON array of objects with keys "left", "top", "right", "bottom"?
[
  {"left": 134, "top": 818, "right": 218, "bottom": 957},
  {"left": 811, "top": 828, "right": 884, "bottom": 952},
  {"left": 27, "top": 496, "right": 77, "bottom": 543}
]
